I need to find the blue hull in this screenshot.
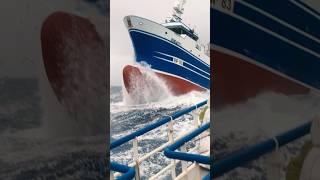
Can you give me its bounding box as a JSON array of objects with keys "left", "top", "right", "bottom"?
[
  {"left": 211, "top": 0, "right": 320, "bottom": 91},
  {"left": 129, "top": 29, "right": 210, "bottom": 90}
]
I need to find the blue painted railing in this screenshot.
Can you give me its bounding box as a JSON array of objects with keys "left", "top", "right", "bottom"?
[
  {"left": 164, "top": 122, "right": 210, "bottom": 164},
  {"left": 111, "top": 100, "right": 208, "bottom": 149},
  {"left": 213, "top": 121, "right": 311, "bottom": 178},
  {"left": 110, "top": 161, "right": 135, "bottom": 180},
  {"left": 110, "top": 100, "right": 208, "bottom": 179}
]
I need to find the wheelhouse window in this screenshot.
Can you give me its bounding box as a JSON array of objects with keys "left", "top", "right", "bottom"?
[{"left": 165, "top": 23, "right": 199, "bottom": 41}]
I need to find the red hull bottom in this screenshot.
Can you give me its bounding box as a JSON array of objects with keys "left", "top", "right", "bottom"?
[
  {"left": 41, "top": 11, "right": 107, "bottom": 101},
  {"left": 40, "top": 11, "right": 108, "bottom": 135},
  {"left": 212, "top": 50, "right": 310, "bottom": 108},
  {"left": 123, "top": 65, "right": 206, "bottom": 96}
]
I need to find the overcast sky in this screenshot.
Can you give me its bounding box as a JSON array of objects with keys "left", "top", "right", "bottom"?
[
  {"left": 0, "top": 0, "right": 106, "bottom": 78},
  {"left": 110, "top": 0, "right": 210, "bottom": 86}
]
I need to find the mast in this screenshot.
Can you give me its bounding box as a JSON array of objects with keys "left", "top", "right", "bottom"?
[{"left": 170, "top": 0, "right": 186, "bottom": 22}]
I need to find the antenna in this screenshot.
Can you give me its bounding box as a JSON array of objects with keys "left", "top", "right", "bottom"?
[{"left": 171, "top": 0, "right": 186, "bottom": 22}]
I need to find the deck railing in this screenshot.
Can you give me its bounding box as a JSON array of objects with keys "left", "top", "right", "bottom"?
[
  {"left": 110, "top": 101, "right": 311, "bottom": 179},
  {"left": 164, "top": 122, "right": 210, "bottom": 164},
  {"left": 110, "top": 100, "right": 209, "bottom": 179},
  {"left": 164, "top": 122, "right": 210, "bottom": 179},
  {"left": 110, "top": 162, "right": 135, "bottom": 180},
  {"left": 110, "top": 100, "right": 207, "bottom": 149},
  {"left": 213, "top": 121, "right": 312, "bottom": 178}
]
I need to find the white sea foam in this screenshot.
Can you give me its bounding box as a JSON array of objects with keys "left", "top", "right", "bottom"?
[
  {"left": 214, "top": 92, "right": 320, "bottom": 139},
  {"left": 214, "top": 91, "right": 320, "bottom": 179}
]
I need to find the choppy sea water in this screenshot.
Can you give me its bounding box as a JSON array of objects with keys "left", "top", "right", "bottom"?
[
  {"left": 110, "top": 84, "right": 209, "bottom": 179},
  {"left": 0, "top": 78, "right": 106, "bottom": 180},
  {"left": 3, "top": 77, "right": 319, "bottom": 179}
]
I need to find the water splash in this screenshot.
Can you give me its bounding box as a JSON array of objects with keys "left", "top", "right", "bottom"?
[
  {"left": 111, "top": 85, "right": 208, "bottom": 114},
  {"left": 122, "top": 63, "right": 174, "bottom": 105}
]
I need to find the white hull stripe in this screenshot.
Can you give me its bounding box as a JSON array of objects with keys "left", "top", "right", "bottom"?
[
  {"left": 212, "top": 7, "right": 320, "bottom": 59},
  {"left": 153, "top": 56, "right": 210, "bottom": 80},
  {"left": 290, "top": 0, "right": 320, "bottom": 20},
  {"left": 155, "top": 51, "right": 210, "bottom": 76},
  {"left": 237, "top": 0, "right": 320, "bottom": 44}
]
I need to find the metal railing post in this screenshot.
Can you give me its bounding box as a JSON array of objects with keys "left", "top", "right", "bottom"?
[
  {"left": 266, "top": 148, "right": 282, "bottom": 180},
  {"left": 193, "top": 107, "right": 199, "bottom": 128},
  {"left": 195, "top": 162, "right": 201, "bottom": 180},
  {"left": 168, "top": 118, "right": 176, "bottom": 178},
  {"left": 110, "top": 171, "right": 115, "bottom": 180},
  {"left": 133, "top": 137, "right": 140, "bottom": 180},
  {"left": 181, "top": 144, "right": 188, "bottom": 172}
]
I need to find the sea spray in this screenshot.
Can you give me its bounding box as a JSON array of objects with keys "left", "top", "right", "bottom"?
[{"left": 122, "top": 63, "right": 174, "bottom": 105}]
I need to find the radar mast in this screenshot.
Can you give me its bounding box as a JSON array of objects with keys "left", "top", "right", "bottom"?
[{"left": 170, "top": 0, "right": 186, "bottom": 22}]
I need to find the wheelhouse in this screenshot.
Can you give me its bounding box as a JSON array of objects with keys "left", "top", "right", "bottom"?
[{"left": 163, "top": 22, "right": 199, "bottom": 41}]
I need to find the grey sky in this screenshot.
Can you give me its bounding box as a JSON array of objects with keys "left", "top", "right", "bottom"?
[
  {"left": 0, "top": 0, "right": 106, "bottom": 78},
  {"left": 110, "top": 0, "right": 210, "bottom": 86}
]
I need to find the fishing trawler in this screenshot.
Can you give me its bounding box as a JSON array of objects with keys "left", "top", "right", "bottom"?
[
  {"left": 211, "top": 0, "right": 320, "bottom": 108},
  {"left": 122, "top": 0, "right": 210, "bottom": 96}
]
